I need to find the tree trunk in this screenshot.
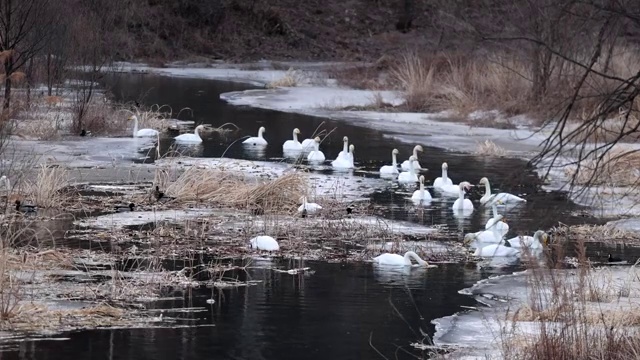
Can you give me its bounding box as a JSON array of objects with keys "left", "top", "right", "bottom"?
[
  {"left": 47, "top": 52, "right": 53, "bottom": 96},
  {"left": 26, "top": 57, "right": 34, "bottom": 108},
  {"left": 3, "top": 58, "right": 13, "bottom": 110}
]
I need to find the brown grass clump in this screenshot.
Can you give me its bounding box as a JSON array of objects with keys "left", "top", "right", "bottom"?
[
  {"left": 475, "top": 140, "right": 507, "bottom": 156},
  {"left": 389, "top": 52, "right": 436, "bottom": 111},
  {"left": 21, "top": 164, "right": 71, "bottom": 207},
  {"left": 267, "top": 68, "right": 305, "bottom": 88},
  {"left": 564, "top": 146, "right": 640, "bottom": 186},
  {"left": 500, "top": 236, "right": 640, "bottom": 360},
  {"left": 157, "top": 167, "right": 307, "bottom": 213},
  {"left": 551, "top": 223, "right": 640, "bottom": 244}
]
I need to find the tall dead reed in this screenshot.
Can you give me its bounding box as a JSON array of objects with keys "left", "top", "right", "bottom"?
[{"left": 500, "top": 237, "right": 640, "bottom": 359}]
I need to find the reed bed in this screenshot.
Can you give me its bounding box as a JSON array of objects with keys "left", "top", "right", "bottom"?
[
  {"left": 159, "top": 166, "right": 307, "bottom": 213},
  {"left": 21, "top": 164, "right": 71, "bottom": 207},
  {"left": 564, "top": 146, "right": 640, "bottom": 186}
]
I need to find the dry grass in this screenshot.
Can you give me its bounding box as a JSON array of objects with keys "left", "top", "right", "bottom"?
[
  {"left": 266, "top": 68, "right": 305, "bottom": 88},
  {"left": 475, "top": 140, "right": 507, "bottom": 156},
  {"left": 21, "top": 164, "right": 71, "bottom": 207},
  {"left": 155, "top": 166, "right": 307, "bottom": 213},
  {"left": 563, "top": 146, "right": 640, "bottom": 186},
  {"left": 551, "top": 223, "right": 640, "bottom": 244},
  {"left": 500, "top": 237, "right": 640, "bottom": 360}
]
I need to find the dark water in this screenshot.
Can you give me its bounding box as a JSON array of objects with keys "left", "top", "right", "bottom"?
[
  {"left": 2, "top": 74, "right": 625, "bottom": 359},
  {"left": 105, "top": 73, "right": 599, "bottom": 237}
]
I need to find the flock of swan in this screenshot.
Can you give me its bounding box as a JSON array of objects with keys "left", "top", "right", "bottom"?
[{"left": 130, "top": 121, "right": 538, "bottom": 267}]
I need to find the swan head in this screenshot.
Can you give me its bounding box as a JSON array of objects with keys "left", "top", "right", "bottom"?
[
  {"left": 442, "top": 162, "right": 448, "bottom": 170},
  {"left": 314, "top": 136, "right": 321, "bottom": 143},
  {"left": 413, "top": 145, "right": 424, "bottom": 153},
  {"left": 342, "top": 136, "right": 348, "bottom": 143},
  {"left": 419, "top": 175, "right": 425, "bottom": 184},
  {"left": 299, "top": 196, "right": 308, "bottom": 203},
  {"left": 348, "top": 144, "right": 355, "bottom": 153},
  {"left": 196, "top": 125, "right": 205, "bottom": 130},
  {"left": 259, "top": 126, "right": 266, "bottom": 133},
  {"left": 479, "top": 177, "right": 489, "bottom": 185},
  {"left": 293, "top": 128, "right": 300, "bottom": 134},
  {"left": 463, "top": 233, "right": 477, "bottom": 246},
  {"left": 392, "top": 148, "right": 399, "bottom": 155},
  {"left": 409, "top": 155, "right": 417, "bottom": 161},
  {"left": 459, "top": 181, "right": 473, "bottom": 191},
  {"left": 534, "top": 230, "right": 549, "bottom": 246},
  {"left": 128, "top": 115, "right": 138, "bottom": 121}
]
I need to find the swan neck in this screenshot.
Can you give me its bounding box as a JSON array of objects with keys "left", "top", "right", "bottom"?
[
  {"left": 391, "top": 153, "right": 397, "bottom": 166},
  {"left": 442, "top": 168, "right": 448, "bottom": 180},
  {"left": 459, "top": 187, "right": 465, "bottom": 201},
  {"left": 342, "top": 141, "right": 348, "bottom": 153},
  {"left": 412, "top": 148, "right": 418, "bottom": 157},
  {"left": 258, "top": 128, "right": 264, "bottom": 138},
  {"left": 420, "top": 181, "right": 424, "bottom": 192},
  {"left": 293, "top": 132, "right": 298, "bottom": 142},
  {"left": 484, "top": 181, "right": 491, "bottom": 195},
  {"left": 405, "top": 251, "right": 426, "bottom": 265},
  {"left": 194, "top": 126, "right": 201, "bottom": 137},
  {"left": 132, "top": 117, "right": 138, "bottom": 136}
]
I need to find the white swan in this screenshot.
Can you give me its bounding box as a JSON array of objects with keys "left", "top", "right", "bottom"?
[
  {"left": 283, "top": 128, "right": 303, "bottom": 151},
  {"left": 332, "top": 144, "right": 355, "bottom": 169},
  {"left": 297, "top": 196, "right": 322, "bottom": 214},
  {"left": 398, "top": 156, "right": 419, "bottom": 183},
  {"left": 479, "top": 177, "right": 526, "bottom": 205},
  {"left": 249, "top": 236, "right": 280, "bottom": 251},
  {"left": 301, "top": 137, "right": 315, "bottom": 151},
  {"left": 452, "top": 181, "right": 474, "bottom": 211},
  {"left": 505, "top": 230, "right": 549, "bottom": 250},
  {"left": 336, "top": 136, "right": 351, "bottom": 161},
  {"left": 306, "top": 137, "right": 326, "bottom": 162},
  {"left": 372, "top": 251, "right": 429, "bottom": 266},
  {"left": 400, "top": 145, "right": 423, "bottom": 171},
  {"left": 464, "top": 215, "right": 506, "bottom": 245},
  {"left": 174, "top": 125, "right": 205, "bottom": 143},
  {"left": 380, "top": 149, "right": 400, "bottom": 175},
  {"left": 485, "top": 203, "right": 509, "bottom": 237},
  {"left": 473, "top": 242, "right": 520, "bottom": 257},
  {"left": 0, "top": 175, "right": 10, "bottom": 191},
  {"left": 411, "top": 175, "right": 432, "bottom": 203},
  {"left": 243, "top": 126, "right": 267, "bottom": 146},
  {"left": 129, "top": 115, "right": 159, "bottom": 137},
  {"left": 433, "top": 162, "right": 454, "bottom": 189}
]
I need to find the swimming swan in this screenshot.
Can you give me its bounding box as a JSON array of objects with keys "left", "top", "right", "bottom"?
[
  {"left": 336, "top": 136, "right": 352, "bottom": 162},
  {"left": 506, "top": 230, "right": 549, "bottom": 250},
  {"left": 433, "top": 162, "right": 454, "bottom": 189},
  {"left": 301, "top": 136, "right": 315, "bottom": 151},
  {"left": 283, "top": 128, "right": 303, "bottom": 151},
  {"left": 401, "top": 145, "right": 424, "bottom": 171},
  {"left": 298, "top": 196, "right": 322, "bottom": 214},
  {"left": 473, "top": 242, "right": 520, "bottom": 257},
  {"left": 452, "top": 181, "right": 474, "bottom": 211},
  {"left": 464, "top": 215, "right": 506, "bottom": 245},
  {"left": 411, "top": 175, "right": 432, "bottom": 203},
  {"left": 243, "top": 126, "right": 267, "bottom": 146},
  {"left": 485, "top": 203, "right": 509, "bottom": 237},
  {"left": 249, "top": 236, "right": 280, "bottom": 251},
  {"left": 379, "top": 149, "right": 400, "bottom": 175},
  {"left": 129, "top": 115, "right": 159, "bottom": 138},
  {"left": 479, "top": 177, "right": 526, "bottom": 205},
  {"left": 372, "top": 251, "right": 430, "bottom": 266},
  {"left": 174, "top": 125, "right": 205, "bottom": 143},
  {"left": 332, "top": 144, "right": 355, "bottom": 169},
  {"left": 398, "top": 156, "right": 419, "bottom": 183},
  {"left": 307, "top": 137, "right": 326, "bottom": 162}
]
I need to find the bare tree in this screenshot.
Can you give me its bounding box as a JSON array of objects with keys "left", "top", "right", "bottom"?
[{"left": 0, "top": 0, "right": 55, "bottom": 109}]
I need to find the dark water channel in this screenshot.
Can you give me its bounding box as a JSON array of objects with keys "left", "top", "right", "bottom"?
[{"left": 4, "top": 73, "right": 637, "bottom": 359}]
